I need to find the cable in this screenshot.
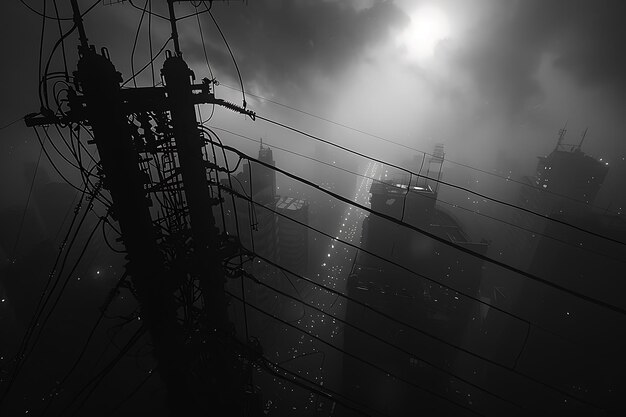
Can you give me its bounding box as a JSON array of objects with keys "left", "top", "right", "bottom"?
[
  {"left": 39, "top": 272, "right": 129, "bottom": 416},
  {"left": 209, "top": 141, "right": 619, "bottom": 351},
  {"left": 226, "top": 290, "right": 484, "bottom": 416},
  {"left": 213, "top": 126, "right": 626, "bottom": 266},
  {"left": 0, "top": 116, "right": 25, "bottom": 131},
  {"left": 37, "top": 0, "right": 48, "bottom": 109},
  {"left": 195, "top": 2, "right": 216, "bottom": 121},
  {"left": 24, "top": 215, "right": 105, "bottom": 370},
  {"left": 130, "top": 0, "right": 150, "bottom": 88},
  {"left": 195, "top": 2, "right": 214, "bottom": 79},
  {"left": 148, "top": 0, "right": 155, "bottom": 86},
  {"left": 238, "top": 268, "right": 524, "bottom": 411},
  {"left": 205, "top": 2, "right": 247, "bottom": 108},
  {"left": 225, "top": 333, "right": 382, "bottom": 416},
  {"left": 0, "top": 184, "right": 89, "bottom": 409},
  {"left": 57, "top": 326, "right": 147, "bottom": 417},
  {"left": 255, "top": 114, "right": 626, "bottom": 247},
  {"left": 104, "top": 370, "right": 154, "bottom": 416},
  {"left": 215, "top": 140, "right": 626, "bottom": 317},
  {"left": 221, "top": 83, "right": 622, "bottom": 218},
  {"left": 38, "top": 0, "right": 101, "bottom": 110},
  {"left": 127, "top": 0, "right": 169, "bottom": 21},
  {"left": 10, "top": 143, "right": 44, "bottom": 260},
  {"left": 218, "top": 184, "right": 611, "bottom": 412},
  {"left": 101, "top": 218, "right": 126, "bottom": 254},
  {"left": 19, "top": 0, "right": 72, "bottom": 20},
  {"left": 260, "top": 356, "right": 381, "bottom": 417},
  {"left": 33, "top": 127, "right": 111, "bottom": 211},
  {"left": 121, "top": 36, "right": 172, "bottom": 87},
  {"left": 52, "top": 0, "right": 69, "bottom": 81}
]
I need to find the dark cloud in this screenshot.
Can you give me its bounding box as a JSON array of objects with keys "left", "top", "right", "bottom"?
[
  {"left": 550, "top": 1, "right": 626, "bottom": 95},
  {"left": 449, "top": 0, "right": 626, "bottom": 114},
  {"left": 185, "top": 0, "right": 408, "bottom": 96}
]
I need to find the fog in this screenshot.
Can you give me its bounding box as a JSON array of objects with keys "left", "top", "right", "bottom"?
[{"left": 1, "top": 1, "right": 625, "bottom": 416}]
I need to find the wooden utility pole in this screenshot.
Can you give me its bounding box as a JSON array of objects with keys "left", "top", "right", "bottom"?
[{"left": 25, "top": 0, "right": 258, "bottom": 414}]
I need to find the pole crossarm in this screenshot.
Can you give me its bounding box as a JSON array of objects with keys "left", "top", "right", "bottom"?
[{"left": 25, "top": 78, "right": 254, "bottom": 127}]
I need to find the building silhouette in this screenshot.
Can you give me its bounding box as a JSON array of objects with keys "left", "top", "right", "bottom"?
[{"left": 342, "top": 146, "right": 490, "bottom": 414}]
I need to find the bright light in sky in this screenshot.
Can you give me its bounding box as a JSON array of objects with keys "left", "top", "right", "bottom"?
[{"left": 397, "top": 5, "right": 450, "bottom": 62}]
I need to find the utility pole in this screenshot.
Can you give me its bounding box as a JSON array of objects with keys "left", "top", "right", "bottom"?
[{"left": 25, "top": 0, "right": 257, "bottom": 414}]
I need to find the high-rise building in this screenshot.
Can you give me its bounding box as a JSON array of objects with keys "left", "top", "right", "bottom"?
[
  {"left": 252, "top": 140, "right": 276, "bottom": 205},
  {"left": 342, "top": 146, "right": 490, "bottom": 414},
  {"left": 219, "top": 141, "right": 279, "bottom": 263},
  {"left": 480, "top": 131, "right": 626, "bottom": 413}
]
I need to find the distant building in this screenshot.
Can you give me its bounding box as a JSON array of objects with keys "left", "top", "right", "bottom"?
[
  {"left": 276, "top": 196, "right": 309, "bottom": 275},
  {"left": 481, "top": 130, "right": 626, "bottom": 411},
  {"left": 505, "top": 129, "right": 609, "bottom": 275},
  {"left": 220, "top": 142, "right": 279, "bottom": 263},
  {"left": 342, "top": 145, "right": 489, "bottom": 414},
  {"left": 219, "top": 142, "right": 311, "bottom": 276},
  {"left": 252, "top": 140, "right": 276, "bottom": 206}
]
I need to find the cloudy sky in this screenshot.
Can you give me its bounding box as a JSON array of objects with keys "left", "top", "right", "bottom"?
[{"left": 1, "top": 0, "right": 625, "bottom": 217}]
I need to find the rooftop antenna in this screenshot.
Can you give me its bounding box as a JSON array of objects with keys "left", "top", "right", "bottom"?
[
  {"left": 577, "top": 127, "right": 588, "bottom": 151},
  {"left": 260, "top": 137, "right": 263, "bottom": 150}
]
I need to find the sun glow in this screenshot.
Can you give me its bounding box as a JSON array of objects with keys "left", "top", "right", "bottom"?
[{"left": 397, "top": 6, "right": 450, "bottom": 62}]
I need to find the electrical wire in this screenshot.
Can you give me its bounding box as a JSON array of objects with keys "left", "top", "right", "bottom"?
[
  {"left": 56, "top": 326, "right": 147, "bottom": 417},
  {"left": 39, "top": 272, "right": 130, "bottom": 415},
  {"left": 255, "top": 114, "right": 626, "bottom": 247},
  {"left": 10, "top": 143, "right": 44, "bottom": 260},
  {"left": 19, "top": 0, "right": 72, "bottom": 20},
  {"left": 0, "top": 115, "right": 24, "bottom": 131},
  {"left": 226, "top": 290, "right": 485, "bottom": 416},
  {"left": 212, "top": 125, "right": 626, "bottom": 266},
  {"left": 23, "top": 215, "right": 105, "bottom": 373},
  {"left": 127, "top": 0, "right": 169, "bottom": 21},
  {"left": 52, "top": 0, "right": 69, "bottom": 81},
  {"left": 148, "top": 0, "right": 155, "bottom": 86},
  {"left": 130, "top": 0, "right": 150, "bottom": 88},
  {"left": 207, "top": 134, "right": 621, "bottom": 349},
  {"left": 238, "top": 268, "right": 524, "bottom": 412},
  {"left": 121, "top": 36, "right": 172, "bottom": 87},
  {"left": 195, "top": 2, "right": 216, "bottom": 121},
  {"left": 38, "top": 0, "right": 102, "bottom": 110},
  {"left": 217, "top": 183, "right": 611, "bottom": 412},
  {"left": 214, "top": 140, "right": 626, "bottom": 317},
  {"left": 0, "top": 184, "right": 89, "bottom": 408},
  {"left": 205, "top": 2, "right": 247, "bottom": 108},
  {"left": 221, "top": 83, "right": 622, "bottom": 218},
  {"left": 103, "top": 370, "right": 154, "bottom": 416}
]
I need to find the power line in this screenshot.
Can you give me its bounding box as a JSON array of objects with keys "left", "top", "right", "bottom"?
[
  {"left": 255, "top": 114, "right": 626, "bottom": 248},
  {"left": 56, "top": 326, "right": 147, "bottom": 417},
  {"left": 221, "top": 83, "right": 621, "bottom": 218},
  {"left": 39, "top": 272, "right": 129, "bottom": 415},
  {"left": 0, "top": 184, "right": 89, "bottom": 409},
  {"left": 0, "top": 116, "right": 25, "bottom": 131},
  {"left": 228, "top": 335, "right": 386, "bottom": 417},
  {"left": 212, "top": 125, "right": 626, "bottom": 266},
  {"left": 225, "top": 290, "right": 485, "bottom": 416},
  {"left": 19, "top": 0, "right": 72, "bottom": 20},
  {"left": 121, "top": 36, "right": 172, "bottom": 87},
  {"left": 237, "top": 268, "right": 524, "bottom": 412},
  {"left": 129, "top": 0, "right": 150, "bottom": 89},
  {"left": 103, "top": 370, "right": 154, "bottom": 416},
  {"left": 215, "top": 140, "right": 626, "bottom": 317},
  {"left": 205, "top": 2, "right": 247, "bottom": 109},
  {"left": 217, "top": 185, "right": 608, "bottom": 413},
  {"left": 10, "top": 143, "right": 44, "bottom": 260}
]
